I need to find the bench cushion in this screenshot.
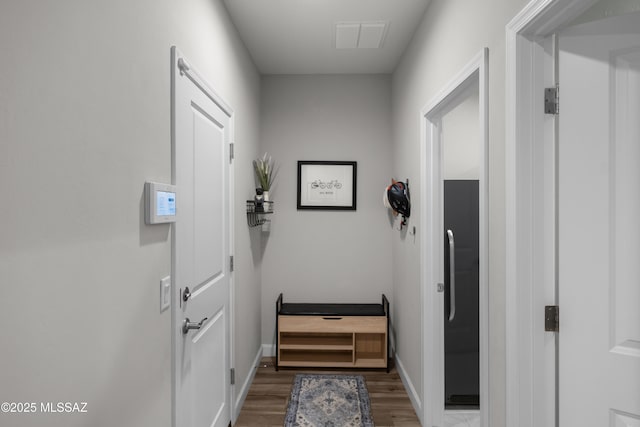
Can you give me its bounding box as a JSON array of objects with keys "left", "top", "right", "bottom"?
[{"left": 279, "top": 303, "right": 385, "bottom": 316}]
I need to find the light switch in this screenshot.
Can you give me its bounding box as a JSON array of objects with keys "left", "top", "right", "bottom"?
[{"left": 160, "top": 276, "right": 171, "bottom": 312}]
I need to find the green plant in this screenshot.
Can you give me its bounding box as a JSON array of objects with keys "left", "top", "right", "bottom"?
[{"left": 253, "top": 153, "right": 277, "bottom": 191}]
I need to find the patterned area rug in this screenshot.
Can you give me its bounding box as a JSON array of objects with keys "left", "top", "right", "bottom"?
[{"left": 284, "top": 374, "right": 374, "bottom": 427}]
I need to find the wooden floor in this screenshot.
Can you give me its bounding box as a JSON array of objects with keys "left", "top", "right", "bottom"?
[{"left": 235, "top": 358, "right": 421, "bottom": 426}]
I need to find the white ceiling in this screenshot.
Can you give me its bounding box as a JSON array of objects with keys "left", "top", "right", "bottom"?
[{"left": 223, "top": 0, "right": 431, "bottom": 74}]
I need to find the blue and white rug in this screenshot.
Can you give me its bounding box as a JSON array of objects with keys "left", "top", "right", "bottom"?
[{"left": 284, "top": 374, "right": 374, "bottom": 427}]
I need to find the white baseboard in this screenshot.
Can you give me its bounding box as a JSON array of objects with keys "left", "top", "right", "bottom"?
[
  {"left": 262, "top": 343, "right": 276, "bottom": 357},
  {"left": 233, "top": 346, "right": 263, "bottom": 422},
  {"left": 395, "top": 354, "right": 423, "bottom": 425}
]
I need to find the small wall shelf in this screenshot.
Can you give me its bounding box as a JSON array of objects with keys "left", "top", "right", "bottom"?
[{"left": 246, "top": 200, "right": 273, "bottom": 227}]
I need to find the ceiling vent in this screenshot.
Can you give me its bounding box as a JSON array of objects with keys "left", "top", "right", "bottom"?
[{"left": 335, "top": 21, "right": 388, "bottom": 49}]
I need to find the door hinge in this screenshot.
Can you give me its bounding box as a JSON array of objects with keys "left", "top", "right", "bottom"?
[
  {"left": 229, "top": 143, "right": 235, "bottom": 162},
  {"left": 229, "top": 255, "right": 234, "bottom": 272},
  {"left": 545, "top": 305, "right": 559, "bottom": 332},
  {"left": 230, "top": 368, "right": 235, "bottom": 385},
  {"left": 544, "top": 86, "right": 559, "bottom": 115}
]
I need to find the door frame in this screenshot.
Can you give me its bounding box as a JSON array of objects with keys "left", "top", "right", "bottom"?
[
  {"left": 420, "top": 48, "right": 489, "bottom": 427},
  {"left": 504, "top": 1, "right": 598, "bottom": 426},
  {"left": 170, "top": 46, "right": 236, "bottom": 426}
]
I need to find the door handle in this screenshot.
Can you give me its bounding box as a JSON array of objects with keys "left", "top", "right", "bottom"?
[
  {"left": 447, "top": 229, "right": 456, "bottom": 322},
  {"left": 182, "top": 317, "right": 208, "bottom": 334}
]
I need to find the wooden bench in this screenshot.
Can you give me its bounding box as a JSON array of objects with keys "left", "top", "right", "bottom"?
[{"left": 276, "top": 293, "right": 389, "bottom": 371}]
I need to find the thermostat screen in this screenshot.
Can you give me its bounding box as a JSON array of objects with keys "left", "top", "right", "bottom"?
[
  {"left": 145, "top": 181, "right": 177, "bottom": 224},
  {"left": 157, "top": 191, "right": 176, "bottom": 216}
]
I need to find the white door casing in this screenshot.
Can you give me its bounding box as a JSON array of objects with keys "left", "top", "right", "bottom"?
[
  {"left": 171, "top": 47, "right": 234, "bottom": 427},
  {"left": 506, "top": 1, "right": 596, "bottom": 426},
  {"left": 558, "top": 12, "right": 640, "bottom": 426}
]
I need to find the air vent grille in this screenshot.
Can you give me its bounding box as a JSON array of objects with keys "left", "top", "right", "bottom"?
[{"left": 335, "top": 21, "right": 388, "bottom": 49}]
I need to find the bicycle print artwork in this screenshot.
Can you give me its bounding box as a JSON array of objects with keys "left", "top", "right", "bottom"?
[{"left": 297, "top": 161, "right": 357, "bottom": 210}]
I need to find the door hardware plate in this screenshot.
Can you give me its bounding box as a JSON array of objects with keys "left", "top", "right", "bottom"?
[
  {"left": 545, "top": 305, "right": 559, "bottom": 332},
  {"left": 544, "top": 86, "right": 559, "bottom": 115}
]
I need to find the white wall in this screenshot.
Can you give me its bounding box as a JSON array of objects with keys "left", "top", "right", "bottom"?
[
  {"left": 0, "top": 1, "right": 261, "bottom": 426},
  {"left": 442, "top": 88, "right": 481, "bottom": 180},
  {"left": 391, "top": 0, "right": 528, "bottom": 424},
  {"left": 259, "top": 75, "right": 394, "bottom": 346}
]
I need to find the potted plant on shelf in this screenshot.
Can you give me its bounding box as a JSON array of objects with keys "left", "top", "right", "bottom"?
[{"left": 253, "top": 153, "right": 277, "bottom": 201}]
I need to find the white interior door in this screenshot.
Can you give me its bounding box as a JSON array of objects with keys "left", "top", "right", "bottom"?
[
  {"left": 558, "top": 12, "right": 640, "bottom": 427},
  {"left": 172, "top": 48, "right": 232, "bottom": 427}
]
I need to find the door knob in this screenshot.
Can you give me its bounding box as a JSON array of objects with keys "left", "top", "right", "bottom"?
[{"left": 182, "top": 317, "right": 208, "bottom": 334}]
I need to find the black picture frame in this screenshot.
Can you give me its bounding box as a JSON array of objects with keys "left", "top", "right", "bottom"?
[{"left": 297, "top": 161, "right": 357, "bottom": 210}]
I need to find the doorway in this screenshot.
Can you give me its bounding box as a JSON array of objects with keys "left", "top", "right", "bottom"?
[
  {"left": 420, "top": 48, "right": 489, "bottom": 427},
  {"left": 442, "top": 87, "right": 481, "bottom": 410},
  {"left": 506, "top": 1, "right": 640, "bottom": 425}
]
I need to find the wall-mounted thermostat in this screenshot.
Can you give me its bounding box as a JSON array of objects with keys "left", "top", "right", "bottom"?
[{"left": 145, "top": 182, "right": 177, "bottom": 224}]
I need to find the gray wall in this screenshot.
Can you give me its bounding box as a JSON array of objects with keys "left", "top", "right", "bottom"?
[
  {"left": 442, "top": 88, "right": 481, "bottom": 180},
  {"left": 259, "top": 75, "right": 394, "bottom": 346},
  {"left": 0, "top": 1, "right": 261, "bottom": 426},
  {"left": 391, "top": 0, "right": 528, "bottom": 424}
]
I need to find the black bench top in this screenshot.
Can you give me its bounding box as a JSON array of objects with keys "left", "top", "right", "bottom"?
[{"left": 279, "top": 302, "right": 385, "bottom": 316}]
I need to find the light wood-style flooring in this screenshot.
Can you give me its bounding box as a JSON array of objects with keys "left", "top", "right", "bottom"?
[{"left": 235, "top": 358, "right": 421, "bottom": 426}]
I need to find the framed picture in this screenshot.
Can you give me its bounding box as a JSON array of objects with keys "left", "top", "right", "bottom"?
[{"left": 297, "top": 161, "right": 357, "bottom": 210}]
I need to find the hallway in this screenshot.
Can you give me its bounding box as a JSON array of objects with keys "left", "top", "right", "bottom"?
[{"left": 6, "top": 0, "right": 633, "bottom": 426}]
